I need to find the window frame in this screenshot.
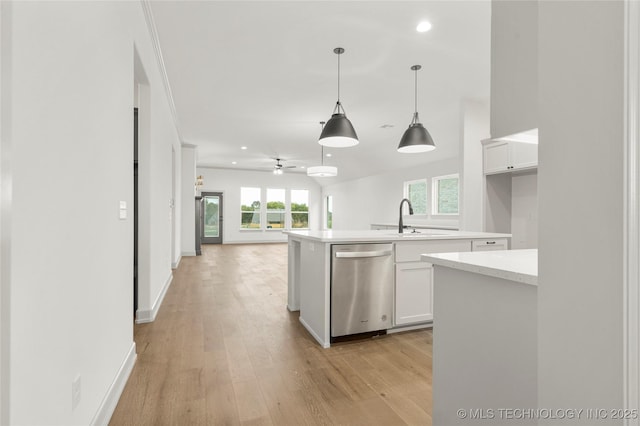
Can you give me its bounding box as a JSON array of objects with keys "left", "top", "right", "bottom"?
[
  {"left": 431, "top": 173, "right": 460, "bottom": 216},
  {"left": 325, "top": 195, "right": 333, "bottom": 230},
  {"left": 265, "top": 188, "right": 286, "bottom": 230},
  {"left": 403, "top": 178, "right": 428, "bottom": 216},
  {"left": 290, "top": 189, "right": 310, "bottom": 230},
  {"left": 239, "top": 187, "right": 262, "bottom": 230}
]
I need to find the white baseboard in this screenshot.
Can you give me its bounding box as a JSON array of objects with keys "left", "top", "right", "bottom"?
[
  {"left": 171, "top": 255, "right": 182, "bottom": 269},
  {"left": 387, "top": 322, "right": 433, "bottom": 334},
  {"left": 135, "top": 272, "right": 172, "bottom": 324},
  {"left": 90, "top": 342, "right": 137, "bottom": 426},
  {"left": 299, "top": 316, "right": 329, "bottom": 348},
  {"left": 181, "top": 251, "right": 196, "bottom": 257},
  {"left": 224, "top": 240, "right": 288, "bottom": 245}
]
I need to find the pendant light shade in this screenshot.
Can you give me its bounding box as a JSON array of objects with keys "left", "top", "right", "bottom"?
[
  {"left": 319, "top": 47, "right": 359, "bottom": 148},
  {"left": 398, "top": 65, "right": 436, "bottom": 153},
  {"left": 309, "top": 121, "right": 338, "bottom": 177},
  {"left": 307, "top": 165, "right": 338, "bottom": 177},
  {"left": 319, "top": 112, "right": 358, "bottom": 148}
]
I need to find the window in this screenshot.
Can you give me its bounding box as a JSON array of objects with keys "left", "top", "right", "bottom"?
[
  {"left": 240, "top": 187, "right": 261, "bottom": 229},
  {"left": 266, "top": 188, "right": 286, "bottom": 229},
  {"left": 325, "top": 195, "right": 333, "bottom": 229},
  {"left": 290, "top": 189, "right": 309, "bottom": 229},
  {"left": 432, "top": 174, "right": 459, "bottom": 215},
  {"left": 403, "top": 179, "right": 428, "bottom": 215}
]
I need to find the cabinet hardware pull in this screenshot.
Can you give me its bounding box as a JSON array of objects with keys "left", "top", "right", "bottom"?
[{"left": 487, "top": 241, "right": 496, "bottom": 244}]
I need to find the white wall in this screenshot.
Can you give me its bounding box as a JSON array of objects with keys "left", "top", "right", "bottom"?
[
  {"left": 132, "top": 4, "right": 181, "bottom": 324},
  {"left": 538, "top": 1, "right": 624, "bottom": 420},
  {"left": 0, "top": 3, "right": 9, "bottom": 423},
  {"left": 181, "top": 145, "right": 196, "bottom": 255},
  {"left": 490, "top": 0, "right": 538, "bottom": 139},
  {"left": 459, "top": 100, "right": 489, "bottom": 232},
  {"left": 324, "top": 157, "right": 460, "bottom": 231},
  {"left": 4, "top": 2, "right": 181, "bottom": 424},
  {"left": 196, "top": 167, "right": 322, "bottom": 243}
]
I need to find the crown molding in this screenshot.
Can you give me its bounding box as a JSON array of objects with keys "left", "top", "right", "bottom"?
[{"left": 140, "top": 0, "right": 183, "bottom": 143}]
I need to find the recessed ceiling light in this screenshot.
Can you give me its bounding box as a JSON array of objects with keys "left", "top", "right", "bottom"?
[
  {"left": 416, "top": 21, "right": 432, "bottom": 33},
  {"left": 380, "top": 124, "right": 394, "bottom": 129},
  {"left": 301, "top": 166, "right": 306, "bottom": 169},
  {"left": 231, "top": 161, "right": 237, "bottom": 165},
  {"left": 326, "top": 153, "right": 332, "bottom": 157},
  {"left": 240, "top": 146, "right": 247, "bottom": 150}
]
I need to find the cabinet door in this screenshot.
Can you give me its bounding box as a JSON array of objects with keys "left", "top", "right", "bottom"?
[
  {"left": 395, "top": 262, "right": 433, "bottom": 325},
  {"left": 483, "top": 141, "right": 510, "bottom": 174},
  {"left": 510, "top": 142, "right": 538, "bottom": 170}
]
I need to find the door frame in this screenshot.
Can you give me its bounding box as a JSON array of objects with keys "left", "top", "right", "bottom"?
[{"left": 201, "top": 191, "right": 223, "bottom": 244}]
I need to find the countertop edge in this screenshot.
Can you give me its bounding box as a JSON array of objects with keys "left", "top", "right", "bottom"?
[
  {"left": 284, "top": 230, "right": 512, "bottom": 243},
  {"left": 421, "top": 252, "right": 538, "bottom": 286}
]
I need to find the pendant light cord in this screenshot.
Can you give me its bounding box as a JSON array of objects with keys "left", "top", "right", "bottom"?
[
  {"left": 411, "top": 65, "right": 422, "bottom": 125},
  {"left": 337, "top": 52, "right": 341, "bottom": 104},
  {"left": 320, "top": 121, "right": 326, "bottom": 165},
  {"left": 414, "top": 67, "right": 418, "bottom": 116}
]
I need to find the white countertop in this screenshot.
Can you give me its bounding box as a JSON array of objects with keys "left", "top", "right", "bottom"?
[
  {"left": 422, "top": 249, "right": 538, "bottom": 286},
  {"left": 284, "top": 229, "right": 511, "bottom": 243},
  {"left": 371, "top": 223, "right": 459, "bottom": 230}
]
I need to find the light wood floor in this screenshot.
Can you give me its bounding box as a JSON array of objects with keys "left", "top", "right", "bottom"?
[{"left": 109, "top": 243, "right": 433, "bottom": 426}]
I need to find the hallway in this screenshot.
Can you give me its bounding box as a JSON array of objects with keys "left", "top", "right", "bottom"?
[{"left": 110, "top": 243, "right": 433, "bottom": 425}]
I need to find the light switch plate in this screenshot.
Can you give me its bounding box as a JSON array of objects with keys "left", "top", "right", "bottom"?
[
  {"left": 119, "top": 201, "right": 126, "bottom": 209},
  {"left": 119, "top": 209, "right": 127, "bottom": 220}
]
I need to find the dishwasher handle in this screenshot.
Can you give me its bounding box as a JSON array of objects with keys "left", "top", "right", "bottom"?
[{"left": 335, "top": 250, "right": 393, "bottom": 259}]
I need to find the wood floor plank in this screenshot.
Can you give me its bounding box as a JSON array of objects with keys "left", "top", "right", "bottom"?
[{"left": 109, "top": 243, "right": 433, "bottom": 426}]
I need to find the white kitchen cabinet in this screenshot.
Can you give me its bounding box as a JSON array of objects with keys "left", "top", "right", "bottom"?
[
  {"left": 394, "top": 240, "right": 472, "bottom": 326},
  {"left": 395, "top": 262, "right": 433, "bottom": 325},
  {"left": 483, "top": 140, "right": 537, "bottom": 175},
  {"left": 472, "top": 238, "right": 509, "bottom": 251}
]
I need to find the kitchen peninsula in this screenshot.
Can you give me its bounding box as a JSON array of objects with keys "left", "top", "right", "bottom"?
[
  {"left": 285, "top": 229, "right": 511, "bottom": 348},
  {"left": 422, "top": 249, "right": 537, "bottom": 425}
]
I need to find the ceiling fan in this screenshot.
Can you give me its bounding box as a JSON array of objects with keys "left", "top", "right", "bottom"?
[{"left": 272, "top": 158, "right": 296, "bottom": 175}]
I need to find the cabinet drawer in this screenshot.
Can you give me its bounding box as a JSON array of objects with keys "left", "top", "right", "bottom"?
[
  {"left": 472, "top": 238, "right": 509, "bottom": 251},
  {"left": 395, "top": 240, "right": 471, "bottom": 262}
]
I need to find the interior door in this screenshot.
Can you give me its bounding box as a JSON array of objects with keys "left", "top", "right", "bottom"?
[{"left": 201, "top": 192, "right": 223, "bottom": 244}]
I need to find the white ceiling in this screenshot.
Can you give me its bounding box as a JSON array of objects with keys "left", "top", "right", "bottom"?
[{"left": 149, "top": 1, "right": 491, "bottom": 184}]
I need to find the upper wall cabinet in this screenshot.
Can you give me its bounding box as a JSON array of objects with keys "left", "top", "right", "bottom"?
[{"left": 482, "top": 129, "right": 538, "bottom": 175}]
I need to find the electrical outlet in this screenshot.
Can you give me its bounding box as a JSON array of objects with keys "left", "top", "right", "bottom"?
[{"left": 72, "top": 375, "right": 81, "bottom": 410}]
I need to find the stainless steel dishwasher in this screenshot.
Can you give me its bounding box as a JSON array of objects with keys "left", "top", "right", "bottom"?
[{"left": 331, "top": 243, "right": 394, "bottom": 338}]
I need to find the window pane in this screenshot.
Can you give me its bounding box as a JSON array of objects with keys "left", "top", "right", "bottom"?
[
  {"left": 240, "top": 187, "right": 261, "bottom": 229},
  {"left": 326, "top": 196, "right": 333, "bottom": 229},
  {"left": 436, "top": 177, "right": 459, "bottom": 214},
  {"left": 204, "top": 195, "right": 219, "bottom": 237},
  {"left": 291, "top": 189, "right": 309, "bottom": 229},
  {"left": 266, "top": 188, "right": 285, "bottom": 229},
  {"left": 292, "top": 213, "right": 308, "bottom": 228},
  {"left": 266, "top": 212, "right": 285, "bottom": 228},
  {"left": 407, "top": 181, "right": 427, "bottom": 215},
  {"left": 241, "top": 212, "right": 261, "bottom": 228}
]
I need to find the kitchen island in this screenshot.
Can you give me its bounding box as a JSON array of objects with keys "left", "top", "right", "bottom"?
[
  {"left": 421, "top": 249, "right": 537, "bottom": 425},
  {"left": 285, "top": 229, "right": 511, "bottom": 348}
]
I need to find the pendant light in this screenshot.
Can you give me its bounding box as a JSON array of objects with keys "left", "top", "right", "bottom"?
[
  {"left": 319, "top": 47, "right": 359, "bottom": 148},
  {"left": 398, "top": 65, "right": 436, "bottom": 153},
  {"left": 308, "top": 121, "right": 338, "bottom": 177}
]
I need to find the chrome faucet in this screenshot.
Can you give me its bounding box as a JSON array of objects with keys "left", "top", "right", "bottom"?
[{"left": 398, "top": 198, "right": 414, "bottom": 233}]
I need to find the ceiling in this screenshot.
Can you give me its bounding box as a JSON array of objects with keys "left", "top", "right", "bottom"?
[{"left": 149, "top": 1, "right": 491, "bottom": 184}]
